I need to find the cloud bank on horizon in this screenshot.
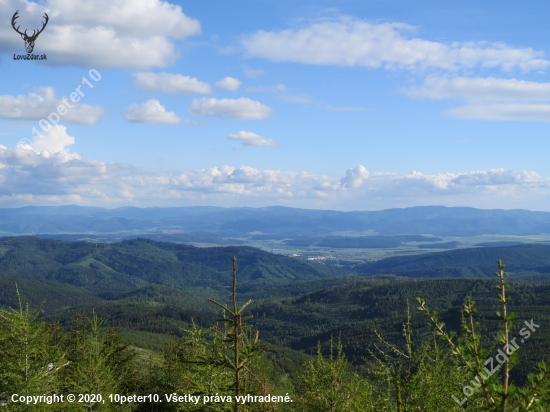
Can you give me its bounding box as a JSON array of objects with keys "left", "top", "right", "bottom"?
[
  {"left": 1, "top": 138, "right": 548, "bottom": 210},
  {"left": 1, "top": 1, "right": 550, "bottom": 210}
]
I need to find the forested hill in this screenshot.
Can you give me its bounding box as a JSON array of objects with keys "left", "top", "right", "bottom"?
[
  {"left": 251, "top": 277, "right": 550, "bottom": 385},
  {"left": 0, "top": 236, "right": 351, "bottom": 294},
  {"left": 354, "top": 244, "right": 550, "bottom": 278},
  {"left": 0, "top": 273, "right": 104, "bottom": 312}
]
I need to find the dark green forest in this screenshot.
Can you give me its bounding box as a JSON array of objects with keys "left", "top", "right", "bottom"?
[{"left": 2, "top": 237, "right": 550, "bottom": 410}]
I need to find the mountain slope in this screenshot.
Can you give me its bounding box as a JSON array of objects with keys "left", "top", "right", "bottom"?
[
  {"left": 0, "top": 273, "right": 103, "bottom": 312},
  {"left": 251, "top": 278, "right": 550, "bottom": 384},
  {"left": 0, "top": 237, "right": 351, "bottom": 293},
  {"left": 353, "top": 244, "right": 550, "bottom": 278}
]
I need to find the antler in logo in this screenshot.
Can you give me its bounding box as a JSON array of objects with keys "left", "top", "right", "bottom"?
[{"left": 12, "top": 11, "right": 49, "bottom": 54}]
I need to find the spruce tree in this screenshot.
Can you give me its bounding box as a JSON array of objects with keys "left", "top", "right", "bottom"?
[
  {"left": 294, "top": 336, "right": 373, "bottom": 412},
  {"left": 0, "top": 284, "right": 65, "bottom": 411},
  {"left": 417, "top": 260, "right": 550, "bottom": 411}
]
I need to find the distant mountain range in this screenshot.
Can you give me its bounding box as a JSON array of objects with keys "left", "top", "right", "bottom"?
[{"left": 1, "top": 205, "right": 550, "bottom": 237}]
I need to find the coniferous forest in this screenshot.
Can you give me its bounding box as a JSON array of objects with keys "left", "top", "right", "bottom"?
[{"left": 3, "top": 237, "right": 550, "bottom": 411}]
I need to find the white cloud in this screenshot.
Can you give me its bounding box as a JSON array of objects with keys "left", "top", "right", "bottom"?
[
  {"left": 190, "top": 98, "right": 273, "bottom": 119},
  {"left": 407, "top": 76, "right": 550, "bottom": 122},
  {"left": 125, "top": 99, "right": 181, "bottom": 124},
  {"left": 0, "top": 0, "right": 201, "bottom": 69},
  {"left": 246, "top": 84, "right": 286, "bottom": 93},
  {"left": 1, "top": 142, "right": 550, "bottom": 210},
  {"left": 448, "top": 104, "right": 550, "bottom": 121},
  {"left": 243, "top": 67, "right": 265, "bottom": 78},
  {"left": 0, "top": 147, "right": 344, "bottom": 205},
  {"left": 241, "top": 16, "right": 549, "bottom": 72},
  {"left": 31, "top": 125, "right": 75, "bottom": 153},
  {"left": 133, "top": 72, "right": 213, "bottom": 94},
  {"left": 450, "top": 169, "right": 546, "bottom": 186},
  {"left": 227, "top": 131, "right": 279, "bottom": 147},
  {"left": 367, "top": 169, "right": 550, "bottom": 200},
  {"left": 340, "top": 165, "right": 369, "bottom": 188},
  {"left": 215, "top": 77, "right": 242, "bottom": 91},
  {"left": 408, "top": 76, "right": 550, "bottom": 102},
  {"left": 46, "top": 0, "right": 200, "bottom": 37},
  {"left": 0, "top": 87, "right": 106, "bottom": 124},
  {"left": 0, "top": 145, "right": 124, "bottom": 202}
]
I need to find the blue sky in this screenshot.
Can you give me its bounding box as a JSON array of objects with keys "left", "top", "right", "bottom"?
[{"left": 1, "top": 0, "right": 550, "bottom": 211}]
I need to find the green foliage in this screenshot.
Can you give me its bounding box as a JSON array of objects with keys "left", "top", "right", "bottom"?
[
  {"left": 201, "top": 257, "right": 271, "bottom": 411},
  {"left": 250, "top": 277, "right": 550, "bottom": 387},
  {"left": 61, "top": 311, "right": 138, "bottom": 411},
  {"left": 0, "top": 273, "right": 102, "bottom": 313},
  {"left": 3, "top": 252, "right": 550, "bottom": 411},
  {"left": 416, "top": 261, "right": 550, "bottom": 411},
  {"left": 0, "top": 286, "right": 65, "bottom": 411},
  {"left": 365, "top": 304, "right": 466, "bottom": 411},
  {"left": 294, "top": 337, "right": 374, "bottom": 412}
]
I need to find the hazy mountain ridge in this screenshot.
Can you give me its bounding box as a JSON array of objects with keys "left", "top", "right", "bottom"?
[{"left": 1, "top": 205, "right": 550, "bottom": 237}]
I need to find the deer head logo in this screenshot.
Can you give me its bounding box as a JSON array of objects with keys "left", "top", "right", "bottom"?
[{"left": 12, "top": 11, "right": 49, "bottom": 54}]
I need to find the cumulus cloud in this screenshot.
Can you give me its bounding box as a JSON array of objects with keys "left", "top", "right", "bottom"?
[
  {"left": 408, "top": 76, "right": 550, "bottom": 102},
  {"left": 0, "top": 146, "right": 124, "bottom": 202},
  {"left": 125, "top": 99, "right": 181, "bottom": 124},
  {"left": 132, "top": 72, "right": 213, "bottom": 94},
  {"left": 241, "top": 16, "right": 549, "bottom": 72},
  {"left": 227, "top": 131, "right": 279, "bottom": 147},
  {"left": 450, "top": 169, "right": 546, "bottom": 186},
  {"left": 31, "top": 125, "right": 75, "bottom": 153},
  {"left": 190, "top": 97, "right": 273, "bottom": 119},
  {"left": 246, "top": 84, "right": 286, "bottom": 93},
  {"left": 215, "top": 77, "right": 242, "bottom": 91},
  {"left": 340, "top": 165, "right": 369, "bottom": 188},
  {"left": 367, "top": 169, "right": 550, "bottom": 201},
  {"left": 243, "top": 67, "right": 265, "bottom": 78},
  {"left": 1, "top": 143, "right": 550, "bottom": 210},
  {"left": 0, "top": 147, "right": 344, "bottom": 205},
  {"left": 0, "top": 87, "right": 106, "bottom": 124},
  {"left": 0, "top": 0, "right": 201, "bottom": 69}
]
